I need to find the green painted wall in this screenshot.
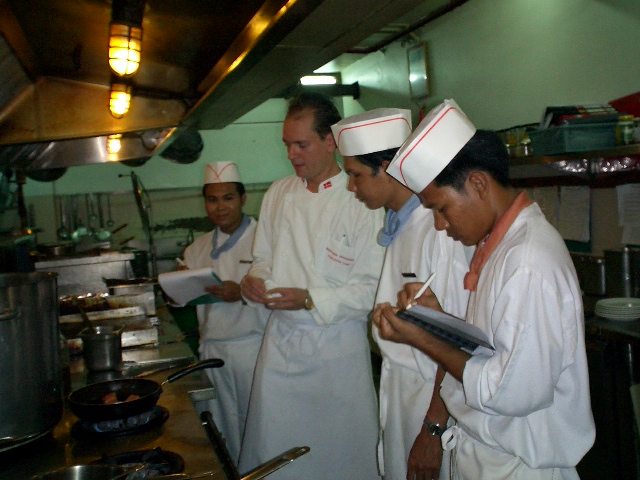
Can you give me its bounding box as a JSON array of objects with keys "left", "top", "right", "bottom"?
[{"left": 341, "top": 0, "right": 640, "bottom": 128}]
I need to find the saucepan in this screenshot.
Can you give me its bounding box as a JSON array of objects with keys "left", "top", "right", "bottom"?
[{"left": 68, "top": 359, "right": 224, "bottom": 422}]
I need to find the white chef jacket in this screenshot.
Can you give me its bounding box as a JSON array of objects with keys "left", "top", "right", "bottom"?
[
  {"left": 373, "top": 204, "right": 471, "bottom": 480},
  {"left": 238, "top": 170, "right": 385, "bottom": 480},
  {"left": 184, "top": 218, "right": 269, "bottom": 465},
  {"left": 440, "top": 203, "right": 595, "bottom": 480}
]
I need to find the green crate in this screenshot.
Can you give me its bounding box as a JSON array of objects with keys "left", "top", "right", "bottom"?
[{"left": 529, "top": 122, "right": 617, "bottom": 155}]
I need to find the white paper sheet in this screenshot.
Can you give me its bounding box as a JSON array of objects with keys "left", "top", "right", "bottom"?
[
  {"left": 530, "top": 186, "right": 559, "bottom": 228},
  {"left": 616, "top": 184, "right": 640, "bottom": 245},
  {"left": 158, "top": 268, "right": 222, "bottom": 306},
  {"left": 557, "top": 186, "right": 590, "bottom": 242},
  {"left": 617, "top": 184, "right": 640, "bottom": 227}
]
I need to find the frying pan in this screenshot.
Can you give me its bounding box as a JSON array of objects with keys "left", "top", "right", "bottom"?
[{"left": 68, "top": 359, "right": 224, "bottom": 422}]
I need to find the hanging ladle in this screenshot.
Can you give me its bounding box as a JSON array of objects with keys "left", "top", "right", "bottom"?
[
  {"left": 106, "top": 193, "right": 115, "bottom": 228},
  {"left": 56, "top": 196, "right": 70, "bottom": 241}
]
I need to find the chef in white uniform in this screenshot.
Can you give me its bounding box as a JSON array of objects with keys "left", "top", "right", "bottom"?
[
  {"left": 182, "top": 161, "right": 269, "bottom": 465},
  {"left": 239, "top": 93, "right": 385, "bottom": 480},
  {"left": 374, "top": 100, "right": 595, "bottom": 480},
  {"left": 334, "top": 109, "right": 471, "bottom": 480}
]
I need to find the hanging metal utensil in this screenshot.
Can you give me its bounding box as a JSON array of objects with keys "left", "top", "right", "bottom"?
[
  {"left": 71, "top": 195, "right": 88, "bottom": 242},
  {"left": 95, "top": 193, "right": 113, "bottom": 242},
  {"left": 106, "top": 193, "right": 115, "bottom": 228},
  {"left": 56, "top": 196, "right": 70, "bottom": 240},
  {"left": 85, "top": 193, "right": 95, "bottom": 237}
]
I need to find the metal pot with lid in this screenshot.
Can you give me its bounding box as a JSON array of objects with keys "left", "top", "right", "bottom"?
[{"left": 0, "top": 272, "right": 63, "bottom": 451}]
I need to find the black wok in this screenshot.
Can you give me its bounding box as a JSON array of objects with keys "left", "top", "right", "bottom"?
[{"left": 68, "top": 359, "right": 224, "bottom": 422}]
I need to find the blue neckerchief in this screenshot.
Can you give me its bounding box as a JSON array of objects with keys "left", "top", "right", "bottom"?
[
  {"left": 210, "top": 215, "right": 252, "bottom": 260},
  {"left": 377, "top": 194, "right": 421, "bottom": 247}
]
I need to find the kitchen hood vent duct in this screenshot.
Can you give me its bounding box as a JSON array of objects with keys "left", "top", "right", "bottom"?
[{"left": 159, "top": 127, "right": 203, "bottom": 165}]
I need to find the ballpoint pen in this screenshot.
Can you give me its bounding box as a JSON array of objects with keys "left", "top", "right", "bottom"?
[{"left": 406, "top": 271, "right": 436, "bottom": 310}]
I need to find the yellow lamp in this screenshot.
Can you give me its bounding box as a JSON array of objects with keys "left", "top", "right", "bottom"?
[
  {"left": 109, "top": 23, "right": 142, "bottom": 76},
  {"left": 109, "top": 0, "right": 145, "bottom": 77},
  {"left": 109, "top": 82, "right": 132, "bottom": 119}
]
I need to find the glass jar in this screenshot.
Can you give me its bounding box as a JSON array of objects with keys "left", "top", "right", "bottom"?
[
  {"left": 633, "top": 117, "right": 640, "bottom": 143},
  {"left": 616, "top": 115, "right": 635, "bottom": 145}
]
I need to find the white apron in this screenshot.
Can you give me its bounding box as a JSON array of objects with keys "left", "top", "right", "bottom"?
[
  {"left": 197, "top": 335, "right": 262, "bottom": 464},
  {"left": 240, "top": 313, "right": 380, "bottom": 479}
]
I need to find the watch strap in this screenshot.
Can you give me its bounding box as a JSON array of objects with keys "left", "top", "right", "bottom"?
[
  {"left": 423, "top": 418, "right": 445, "bottom": 437},
  {"left": 304, "top": 291, "right": 314, "bottom": 310}
]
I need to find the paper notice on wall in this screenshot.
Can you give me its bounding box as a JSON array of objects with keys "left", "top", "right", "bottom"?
[
  {"left": 557, "top": 186, "right": 590, "bottom": 242},
  {"left": 617, "top": 184, "right": 640, "bottom": 245},
  {"left": 529, "top": 186, "right": 559, "bottom": 228}
]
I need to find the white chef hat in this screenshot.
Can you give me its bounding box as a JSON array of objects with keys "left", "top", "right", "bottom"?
[
  {"left": 331, "top": 108, "right": 412, "bottom": 157},
  {"left": 204, "top": 161, "right": 242, "bottom": 185},
  {"left": 386, "top": 99, "right": 476, "bottom": 193}
]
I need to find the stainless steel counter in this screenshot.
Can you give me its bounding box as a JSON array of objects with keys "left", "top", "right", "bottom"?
[{"left": 0, "top": 307, "right": 226, "bottom": 480}]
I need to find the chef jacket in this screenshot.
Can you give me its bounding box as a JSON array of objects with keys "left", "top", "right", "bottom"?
[
  {"left": 440, "top": 203, "right": 595, "bottom": 479},
  {"left": 373, "top": 204, "right": 471, "bottom": 479},
  {"left": 238, "top": 170, "right": 385, "bottom": 480},
  {"left": 184, "top": 218, "right": 269, "bottom": 464}
]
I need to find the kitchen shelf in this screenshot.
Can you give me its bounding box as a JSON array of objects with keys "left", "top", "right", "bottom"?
[{"left": 510, "top": 143, "right": 640, "bottom": 188}]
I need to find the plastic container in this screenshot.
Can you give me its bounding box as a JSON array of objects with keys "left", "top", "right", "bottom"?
[{"left": 528, "top": 122, "right": 617, "bottom": 155}]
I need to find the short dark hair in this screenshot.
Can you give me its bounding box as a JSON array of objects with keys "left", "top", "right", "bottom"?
[
  {"left": 354, "top": 148, "right": 399, "bottom": 173},
  {"left": 202, "top": 182, "right": 246, "bottom": 197},
  {"left": 433, "top": 130, "right": 510, "bottom": 190},
  {"left": 286, "top": 92, "right": 341, "bottom": 139}
]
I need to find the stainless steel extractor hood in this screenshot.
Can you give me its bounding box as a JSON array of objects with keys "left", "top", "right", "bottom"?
[{"left": 0, "top": 0, "right": 450, "bottom": 176}]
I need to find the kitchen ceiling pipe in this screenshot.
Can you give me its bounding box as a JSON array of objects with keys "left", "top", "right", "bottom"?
[{"left": 346, "top": 0, "right": 470, "bottom": 55}]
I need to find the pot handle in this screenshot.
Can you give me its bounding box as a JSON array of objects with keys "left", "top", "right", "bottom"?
[
  {"left": 163, "top": 358, "right": 224, "bottom": 384},
  {"left": 0, "top": 307, "right": 19, "bottom": 322},
  {"left": 240, "top": 446, "right": 310, "bottom": 480}
]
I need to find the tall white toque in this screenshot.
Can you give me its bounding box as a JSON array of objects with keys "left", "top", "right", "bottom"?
[{"left": 386, "top": 99, "right": 476, "bottom": 193}]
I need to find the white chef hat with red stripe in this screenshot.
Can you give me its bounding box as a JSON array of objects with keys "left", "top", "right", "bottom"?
[
  {"left": 386, "top": 99, "right": 476, "bottom": 193},
  {"left": 204, "top": 161, "right": 241, "bottom": 185},
  {"left": 331, "top": 108, "right": 412, "bottom": 157}
]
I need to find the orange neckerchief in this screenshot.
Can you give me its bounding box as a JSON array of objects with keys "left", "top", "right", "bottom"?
[{"left": 463, "top": 191, "right": 533, "bottom": 292}]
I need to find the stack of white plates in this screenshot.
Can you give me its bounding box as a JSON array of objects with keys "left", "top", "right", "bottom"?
[{"left": 595, "top": 298, "right": 640, "bottom": 321}]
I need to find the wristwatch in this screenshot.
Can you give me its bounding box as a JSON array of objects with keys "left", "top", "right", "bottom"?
[
  {"left": 423, "top": 418, "right": 445, "bottom": 437},
  {"left": 304, "top": 290, "right": 314, "bottom": 310}
]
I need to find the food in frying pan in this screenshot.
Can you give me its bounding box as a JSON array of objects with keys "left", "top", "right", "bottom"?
[{"left": 102, "top": 393, "right": 141, "bottom": 404}]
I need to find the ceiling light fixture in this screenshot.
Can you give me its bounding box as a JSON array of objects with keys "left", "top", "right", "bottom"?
[
  {"left": 109, "top": 80, "right": 132, "bottom": 118},
  {"left": 109, "top": 0, "right": 145, "bottom": 77},
  {"left": 300, "top": 75, "right": 338, "bottom": 86}
]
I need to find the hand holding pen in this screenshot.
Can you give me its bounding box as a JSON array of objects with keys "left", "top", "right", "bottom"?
[{"left": 402, "top": 272, "right": 436, "bottom": 310}]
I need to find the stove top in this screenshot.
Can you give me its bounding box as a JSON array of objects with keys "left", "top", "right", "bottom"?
[{"left": 71, "top": 406, "right": 170, "bottom": 439}]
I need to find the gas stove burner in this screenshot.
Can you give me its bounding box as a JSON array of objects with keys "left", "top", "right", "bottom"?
[
  {"left": 71, "top": 406, "right": 169, "bottom": 439},
  {"left": 94, "top": 447, "right": 185, "bottom": 477}
]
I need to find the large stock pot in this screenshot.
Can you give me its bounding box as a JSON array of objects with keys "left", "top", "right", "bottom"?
[{"left": 0, "top": 271, "right": 63, "bottom": 451}]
